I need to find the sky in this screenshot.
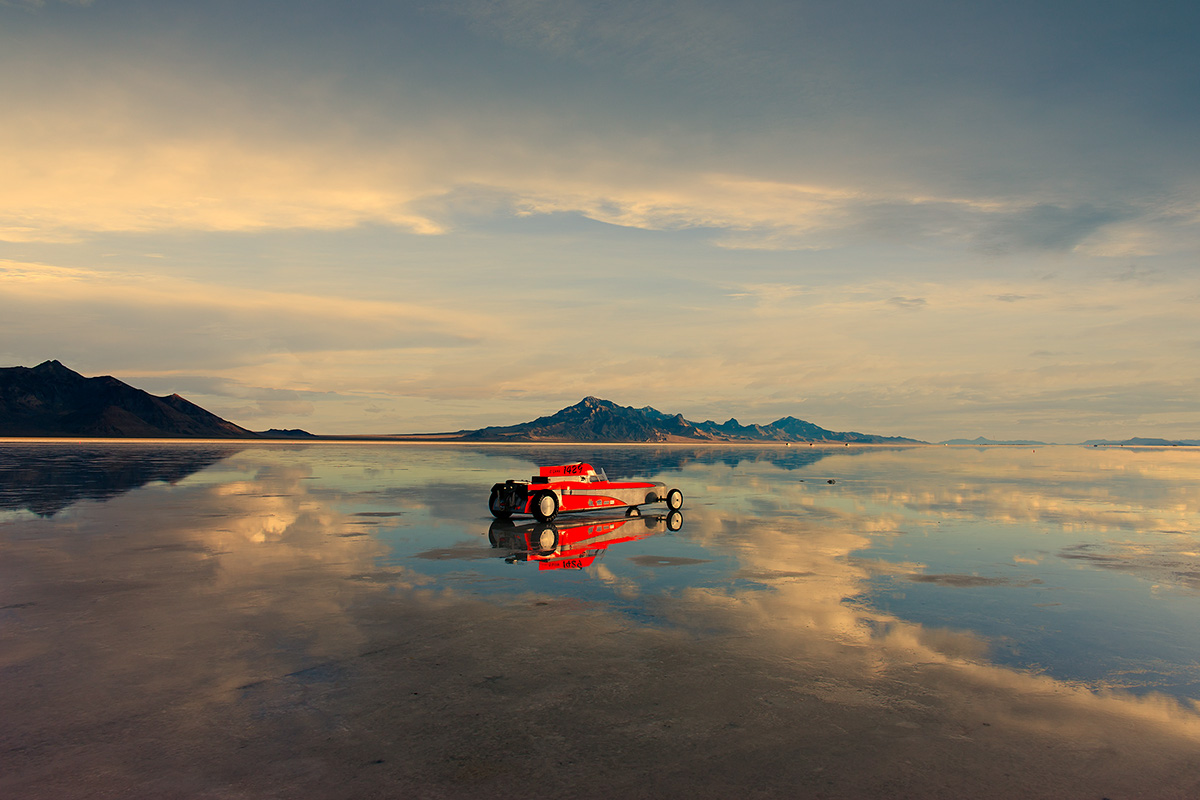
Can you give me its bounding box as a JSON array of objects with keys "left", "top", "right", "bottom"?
[{"left": 2, "top": 0, "right": 1198, "bottom": 441}]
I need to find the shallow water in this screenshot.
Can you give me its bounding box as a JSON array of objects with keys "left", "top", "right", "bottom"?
[{"left": 3, "top": 442, "right": 1200, "bottom": 798}]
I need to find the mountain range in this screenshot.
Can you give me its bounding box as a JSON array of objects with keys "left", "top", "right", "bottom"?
[
  {"left": 1, "top": 362, "right": 919, "bottom": 443},
  {"left": 938, "top": 436, "right": 1048, "bottom": 446},
  {"left": 5, "top": 362, "right": 1195, "bottom": 445},
  {"left": 455, "top": 396, "right": 921, "bottom": 444}
]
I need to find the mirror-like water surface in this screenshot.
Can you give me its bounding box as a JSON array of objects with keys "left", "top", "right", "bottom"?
[{"left": 3, "top": 442, "right": 1200, "bottom": 798}]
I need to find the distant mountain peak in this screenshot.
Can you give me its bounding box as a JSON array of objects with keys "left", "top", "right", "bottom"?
[
  {"left": 939, "top": 436, "right": 1049, "bottom": 446},
  {"left": 31, "top": 359, "right": 76, "bottom": 376},
  {"left": 576, "top": 396, "right": 618, "bottom": 410}
]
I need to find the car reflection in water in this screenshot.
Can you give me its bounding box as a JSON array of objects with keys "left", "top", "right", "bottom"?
[{"left": 488, "top": 510, "right": 683, "bottom": 570}]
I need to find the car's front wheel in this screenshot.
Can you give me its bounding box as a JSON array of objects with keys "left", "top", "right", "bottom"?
[{"left": 666, "top": 488, "right": 684, "bottom": 511}]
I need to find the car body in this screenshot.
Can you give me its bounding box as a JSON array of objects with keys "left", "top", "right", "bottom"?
[
  {"left": 488, "top": 511, "right": 683, "bottom": 570},
  {"left": 488, "top": 462, "right": 683, "bottom": 521}
]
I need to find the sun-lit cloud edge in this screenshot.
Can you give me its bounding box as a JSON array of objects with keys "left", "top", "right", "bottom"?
[
  {"left": 2, "top": 60, "right": 1186, "bottom": 257},
  {"left": 5, "top": 131, "right": 1169, "bottom": 255},
  {"left": 6, "top": 250, "right": 1197, "bottom": 439},
  {"left": 0, "top": 258, "right": 495, "bottom": 339}
]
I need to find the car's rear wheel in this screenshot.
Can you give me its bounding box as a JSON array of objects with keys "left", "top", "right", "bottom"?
[
  {"left": 532, "top": 491, "right": 559, "bottom": 522},
  {"left": 625, "top": 506, "right": 641, "bottom": 517},
  {"left": 489, "top": 488, "right": 512, "bottom": 519},
  {"left": 666, "top": 488, "right": 684, "bottom": 511}
]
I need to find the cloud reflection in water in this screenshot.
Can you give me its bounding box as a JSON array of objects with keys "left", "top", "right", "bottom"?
[{"left": 3, "top": 443, "right": 1200, "bottom": 797}]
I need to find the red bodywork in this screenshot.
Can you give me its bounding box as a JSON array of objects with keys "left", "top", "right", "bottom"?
[{"left": 488, "top": 462, "right": 683, "bottom": 521}]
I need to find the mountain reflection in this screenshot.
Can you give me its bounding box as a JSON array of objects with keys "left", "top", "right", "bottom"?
[
  {"left": 0, "top": 442, "right": 243, "bottom": 516},
  {"left": 461, "top": 443, "right": 911, "bottom": 477}
]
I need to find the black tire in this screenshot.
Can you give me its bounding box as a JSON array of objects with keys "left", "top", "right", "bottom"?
[
  {"left": 666, "top": 510, "right": 683, "bottom": 531},
  {"left": 531, "top": 491, "right": 559, "bottom": 522},
  {"left": 666, "top": 488, "right": 684, "bottom": 511},
  {"left": 625, "top": 506, "right": 641, "bottom": 517},
  {"left": 489, "top": 488, "right": 512, "bottom": 519}
]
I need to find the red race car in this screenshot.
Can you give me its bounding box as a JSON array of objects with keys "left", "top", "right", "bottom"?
[{"left": 488, "top": 462, "right": 683, "bottom": 522}]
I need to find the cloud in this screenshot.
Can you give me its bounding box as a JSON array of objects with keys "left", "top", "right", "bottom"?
[
  {"left": 150, "top": 381, "right": 321, "bottom": 422},
  {"left": 1113, "top": 265, "right": 1167, "bottom": 284},
  {"left": 0, "top": 122, "right": 447, "bottom": 242},
  {"left": 439, "top": 0, "right": 775, "bottom": 84},
  {"left": 1, "top": 0, "right": 92, "bottom": 7},
  {"left": 0, "top": 28, "right": 1177, "bottom": 255},
  {"left": 974, "top": 203, "right": 1134, "bottom": 254},
  {"left": 0, "top": 259, "right": 499, "bottom": 374},
  {"left": 0, "top": 83, "right": 1038, "bottom": 251}
]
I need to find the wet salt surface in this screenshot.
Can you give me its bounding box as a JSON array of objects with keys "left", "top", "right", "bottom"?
[{"left": 3, "top": 441, "right": 1200, "bottom": 798}]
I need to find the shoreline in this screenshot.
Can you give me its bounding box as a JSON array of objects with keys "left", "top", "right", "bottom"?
[
  {"left": 2, "top": 437, "right": 1185, "bottom": 449},
  {"left": 0, "top": 436, "right": 929, "bottom": 447}
]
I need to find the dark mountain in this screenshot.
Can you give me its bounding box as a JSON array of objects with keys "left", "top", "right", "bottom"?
[
  {"left": 458, "top": 397, "right": 921, "bottom": 444},
  {"left": 259, "top": 428, "right": 318, "bottom": 439},
  {"left": 0, "top": 360, "right": 259, "bottom": 438}
]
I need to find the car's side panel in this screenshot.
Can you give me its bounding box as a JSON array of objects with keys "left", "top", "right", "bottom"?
[{"left": 555, "top": 483, "right": 664, "bottom": 513}]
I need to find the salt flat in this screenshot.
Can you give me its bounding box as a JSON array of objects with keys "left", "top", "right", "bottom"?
[{"left": 3, "top": 443, "right": 1199, "bottom": 798}]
